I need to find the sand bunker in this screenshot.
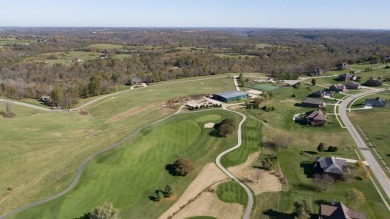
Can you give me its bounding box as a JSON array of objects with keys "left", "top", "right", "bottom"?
[
  {"left": 159, "top": 163, "right": 228, "bottom": 219},
  {"left": 204, "top": 122, "right": 215, "bottom": 128},
  {"left": 171, "top": 191, "right": 243, "bottom": 219}
]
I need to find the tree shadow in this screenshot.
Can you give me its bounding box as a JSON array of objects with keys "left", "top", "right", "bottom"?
[
  {"left": 387, "top": 154, "right": 390, "bottom": 157},
  {"left": 74, "top": 213, "right": 91, "bottom": 219},
  {"left": 294, "top": 183, "right": 317, "bottom": 191},
  {"left": 263, "top": 209, "right": 294, "bottom": 219},
  {"left": 300, "top": 161, "right": 315, "bottom": 178},
  {"left": 294, "top": 103, "right": 302, "bottom": 107},
  {"left": 209, "top": 129, "right": 222, "bottom": 137},
  {"left": 302, "top": 151, "right": 317, "bottom": 155},
  {"left": 165, "top": 164, "right": 177, "bottom": 176}
]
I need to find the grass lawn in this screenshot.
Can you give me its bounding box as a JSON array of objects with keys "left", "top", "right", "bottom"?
[
  {"left": 0, "top": 39, "right": 34, "bottom": 46},
  {"left": 0, "top": 75, "right": 236, "bottom": 216},
  {"left": 216, "top": 180, "right": 248, "bottom": 206},
  {"left": 243, "top": 85, "right": 389, "bottom": 219},
  {"left": 349, "top": 63, "right": 387, "bottom": 71},
  {"left": 348, "top": 100, "right": 390, "bottom": 178},
  {"left": 10, "top": 110, "right": 240, "bottom": 219}
]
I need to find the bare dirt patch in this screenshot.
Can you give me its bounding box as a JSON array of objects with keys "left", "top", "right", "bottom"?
[
  {"left": 106, "top": 105, "right": 155, "bottom": 123},
  {"left": 204, "top": 122, "right": 215, "bottom": 128},
  {"left": 228, "top": 152, "right": 282, "bottom": 195},
  {"left": 172, "top": 191, "right": 243, "bottom": 219},
  {"left": 159, "top": 163, "right": 228, "bottom": 219}
]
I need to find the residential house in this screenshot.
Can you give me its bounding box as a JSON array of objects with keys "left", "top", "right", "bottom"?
[
  {"left": 310, "top": 68, "right": 324, "bottom": 76},
  {"left": 131, "top": 76, "right": 143, "bottom": 85},
  {"left": 329, "top": 84, "right": 346, "bottom": 92},
  {"left": 366, "top": 79, "right": 382, "bottom": 87},
  {"left": 319, "top": 201, "right": 366, "bottom": 219},
  {"left": 301, "top": 98, "right": 326, "bottom": 108},
  {"left": 336, "top": 63, "right": 348, "bottom": 70},
  {"left": 364, "top": 97, "right": 387, "bottom": 107},
  {"left": 310, "top": 90, "right": 334, "bottom": 98},
  {"left": 305, "top": 109, "right": 326, "bottom": 126},
  {"left": 314, "top": 157, "right": 347, "bottom": 175},
  {"left": 338, "top": 73, "right": 356, "bottom": 81},
  {"left": 38, "top": 95, "right": 51, "bottom": 102},
  {"left": 345, "top": 81, "right": 361, "bottom": 90}
]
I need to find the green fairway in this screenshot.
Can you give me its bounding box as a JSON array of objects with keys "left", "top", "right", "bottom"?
[
  {"left": 221, "top": 116, "right": 262, "bottom": 167},
  {"left": 10, "top": 110, "right": 240, "bottom": 219},
  {"left": 0, "top": 76, "right": 235, "bottom": 215},
  {"left": 216, "top": 180, "right": 248, "bottom": 206}
]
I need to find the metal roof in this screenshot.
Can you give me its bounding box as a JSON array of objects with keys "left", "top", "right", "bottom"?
[{"left": 214, "top": 90, "right": 248, "bottom": 99}]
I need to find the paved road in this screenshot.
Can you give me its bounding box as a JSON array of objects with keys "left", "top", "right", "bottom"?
[
  {"left": 215, "top": 107, "right": 253, "bottom": 219},
  {"left": 0, "top": 105, "right": 185, "bottom": 219},
  {"left": 338, "top": 88, "right": 390, "bottom": 199},
  {"left": 0, "top": 98, "right": 52, "bottom": 112}
]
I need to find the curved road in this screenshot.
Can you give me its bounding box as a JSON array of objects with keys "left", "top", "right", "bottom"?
[
  {"left": 338, "top": 88, "right": 390, "bottom": 199},
  {"left": 0, "top": 106, "right": 185, "bottom": 219},
  {"left": 216, "top": 107, "right": 253, "bottom": 219}
]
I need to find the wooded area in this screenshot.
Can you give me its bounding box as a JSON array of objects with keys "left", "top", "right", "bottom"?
[{"left": 1, "top": 27, "right": 390, "bottom": 107}]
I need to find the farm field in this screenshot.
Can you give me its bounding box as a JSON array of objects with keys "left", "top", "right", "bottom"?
[
  {"left": 0, "top": 76, "right": 235, "bottom": 216},
  {"left": 10, "top": 110, "right": 241, "bottom": 219},
  {"left": 84, "top": 43, "right": 123, "bottom": 50},
  {"left": 25, "top": 51, "right": 100, "bottom": 65}
]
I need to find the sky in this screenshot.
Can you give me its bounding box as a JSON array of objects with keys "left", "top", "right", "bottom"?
[{"left": 1, "top": 0, "right": 390, "bottom": 29}]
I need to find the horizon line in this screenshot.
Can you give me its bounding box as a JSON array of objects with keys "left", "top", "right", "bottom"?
[{"left": 0, "top": 26, "right": 390, "bottom": 31}]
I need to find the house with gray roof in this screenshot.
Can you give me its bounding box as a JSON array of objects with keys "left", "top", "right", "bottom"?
[
  {"left": 339, "top": 73, "right": 356, "bottom": 81},
  {"left": 364, "top": 97, "right": 387, "bottom": 107},
  {"left": 345, "top": 81, "right": 361, "bottom": 90},
  {"left": 213, "top": 91, "right": 248, "bottom": 102},
  {"left": 319, "top": 201, "right": 366, "bottom": 219},
  {"left": 314, "top": 157, "right": 347, "bottom": 175},
  {"left": 329, "top": 84, "right": 346, "bottom": 92},
  {"left": 301, "top": 98, "right": 325, "bottom": 108}
]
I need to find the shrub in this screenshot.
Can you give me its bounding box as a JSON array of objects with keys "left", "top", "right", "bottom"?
[
  {"left": 317, "top": 143, "right": 324, "bottom": 152},
  {"left": 355, "top": 160, "right": 364, "bottom": 168}
]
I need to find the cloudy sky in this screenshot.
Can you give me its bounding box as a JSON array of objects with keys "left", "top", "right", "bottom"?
[{"left": 1, "top": 0, "right": 389, "bottom": 29}]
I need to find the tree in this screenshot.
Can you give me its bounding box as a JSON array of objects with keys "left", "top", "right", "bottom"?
[
  {"left": 218, "top": 118, "right": 235, "bottom": 137},
  {"left": 88, "top": 202, "right": 120, "bottom": 219},
  {"left": 88, "top": 75, "right": 101, "bottom": 97},
  {"left": 154, "top": 190, "right": 162, "bottom": 202},
  {"left": 50, "top": 86, "right": 63, "bottom": 107},
  {"left": 173, "top": 158, "right": 194, "bottom": 176},
  {"left": 345, "top": 188, "right": 366, "bottom": 209},
  {"left": 363, "top": 170, "right": 370, "bottom": 180},
  {"left": 317, "top": 143, "right": 324, "bottom": 152},
  {"left": 293, "top": 200, "right": 312, "bottom": 219},
  {"left": 2, "top": 101, "right": 15, "bottom": 118},
  {"left": 163, "top": 185, "right": 174, "bottom": 198},
  {"left": 273, "top": 133, "right": 290, "bottom": 149},
  {"left": 311, "top": 78, "right": 316, "bottom": 86}
]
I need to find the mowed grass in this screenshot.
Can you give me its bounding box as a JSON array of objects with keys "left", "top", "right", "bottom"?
[
  {"left": 86, "top": 76, "right": 235, "bottom": 119},
  {"left": 216, "top": 180, "right": 248, "bottom": 206},
  {"left": 0, "top": 76, "right": 235, "bottom": 216},
  {"left": 348, "top": 102, "right": 390, "bottom": 177},
  {"left": 11, "top": 110, "right": 240, "bottom": 219},
  {"left": 221, "top": 116, "right": 262, "bottom": 167}
]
